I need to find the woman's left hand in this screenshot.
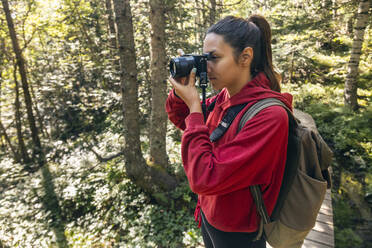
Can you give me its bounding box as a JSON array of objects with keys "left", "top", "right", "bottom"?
[{"left": 168, "top": 68, "right": 202, "bottom": 114}]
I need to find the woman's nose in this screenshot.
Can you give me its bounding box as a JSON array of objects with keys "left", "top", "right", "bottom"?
[{"left": 207, "top": 61, "right": 212, "bottom": 73}]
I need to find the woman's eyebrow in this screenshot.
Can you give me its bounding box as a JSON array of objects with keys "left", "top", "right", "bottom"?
[{"left": 204, "top": 49, "right": 216, "bottom": 54}]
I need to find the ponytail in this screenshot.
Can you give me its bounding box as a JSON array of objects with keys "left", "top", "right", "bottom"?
[
  {"left": 248, "top": 15, "right": 280, "bottom": 92},
  {"left": 207, "top": 15, "right": 281, "bottom": 92}
]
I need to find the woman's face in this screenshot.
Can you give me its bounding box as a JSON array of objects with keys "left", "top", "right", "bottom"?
[{"left": 203, "top": 33, "right": 248, "bottom": 92}]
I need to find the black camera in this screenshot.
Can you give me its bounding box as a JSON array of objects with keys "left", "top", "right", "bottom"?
[
  {"left": 169, "top": 52, "right": 212, "bottom": 120},
  {"left": 169, "top": 53, "right": 212, "bottom": 78}
]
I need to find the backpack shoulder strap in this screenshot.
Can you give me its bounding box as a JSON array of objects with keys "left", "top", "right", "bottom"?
[
  {"left": 238, "top": 98, "right": 293, "bottom": 132},
  {"left": 237, "top": 98, "right": 294, "bottom": 226}
]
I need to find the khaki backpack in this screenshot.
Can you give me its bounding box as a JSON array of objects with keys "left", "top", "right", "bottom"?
[{"left": 238, "top": 98, "right": 333, "bottom": 248}]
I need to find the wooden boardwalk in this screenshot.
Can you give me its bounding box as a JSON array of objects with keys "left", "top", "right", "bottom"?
[{"left": 267, "top": 189, "right": 334, "bottom": 248}]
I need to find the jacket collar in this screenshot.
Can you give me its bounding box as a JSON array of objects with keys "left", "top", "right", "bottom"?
[{"left": 215, "top": 72, "right": 292, "bottom": 111}]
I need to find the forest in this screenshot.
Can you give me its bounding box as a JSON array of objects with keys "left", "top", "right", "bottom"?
[{"left": 0, "top": 0, "right": 371, "bottom": 247}]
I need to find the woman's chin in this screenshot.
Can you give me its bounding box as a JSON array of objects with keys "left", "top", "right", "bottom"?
[{"left": 210, "top": 80, "right": 221, "bottom": 91}]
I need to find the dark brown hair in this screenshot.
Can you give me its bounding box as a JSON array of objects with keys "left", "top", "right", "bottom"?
[{"left": 206, "top": 15, "right": 281, "bottom": 92}]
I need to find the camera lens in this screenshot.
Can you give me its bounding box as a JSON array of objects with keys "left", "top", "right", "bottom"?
[
  {"left": 169, "top": 56, "right": 195, "bottom": 78},
  {"left": 171, "top": 61, "right": 177, "bottom": 77}
]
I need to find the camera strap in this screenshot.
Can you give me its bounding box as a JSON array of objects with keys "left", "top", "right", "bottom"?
[{"left": 209, "top": 103, "right": 248, "bottom": 142}]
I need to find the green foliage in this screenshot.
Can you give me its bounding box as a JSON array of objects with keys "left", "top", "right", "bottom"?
[
  {"left": 313, "top": 105, "right": 369, "bottom": 153},
  {"left": 0, "top": 141, "right": 202, "bottom": 247},
  {"left": 322, "top": 37, "right": 352, "bottom": 53},
  {"left": 335, "top": 228, "right": 363, "bottom": 248},
  {"left": 0, "top": 158, "right": 56, "bottom": 246},
  {"left": 333, "top": 199, "right": 353, "bottom": 228},
  {"left": 61, "top": 155, "right": 201, "bottom": 247}
]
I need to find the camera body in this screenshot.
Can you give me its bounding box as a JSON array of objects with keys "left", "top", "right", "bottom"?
[{"left": 169, "top": 53, "right": 212, "bottom": 79}]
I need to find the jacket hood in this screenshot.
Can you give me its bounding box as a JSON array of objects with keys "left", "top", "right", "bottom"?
[{"left": 215, "top": 72, "right": 293, "bottom": 111}]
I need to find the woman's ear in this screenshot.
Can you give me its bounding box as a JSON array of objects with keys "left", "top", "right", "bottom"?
[{"left": 240, "top": 47, "right": 253, "bottom": 67}]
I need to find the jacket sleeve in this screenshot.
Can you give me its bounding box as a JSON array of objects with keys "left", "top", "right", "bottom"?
[
  {"left": 165, "top": 89, "right": 190, "bottom": 130},
  {"left": 181, "top": 106, "right": 288, "bottom": 196},
  {"left": 165, "top": 89, "right": 217, "bottom": 130}
]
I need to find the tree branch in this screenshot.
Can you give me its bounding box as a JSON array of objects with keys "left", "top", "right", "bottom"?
[
  {"left": 216, "top": 0, "right": 243, "bottom": 7},
  {"left": 89, "top": 146, "right": 124, "bottom": 163}
]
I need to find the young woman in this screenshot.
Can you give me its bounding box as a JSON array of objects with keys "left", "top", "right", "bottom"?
[{"left": 166, "top": 15, "right": 293, "bottom": 248}]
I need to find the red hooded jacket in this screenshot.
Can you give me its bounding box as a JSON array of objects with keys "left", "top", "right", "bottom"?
[{"left": 165, "top": 72, "right": 293, "bottom": 232}]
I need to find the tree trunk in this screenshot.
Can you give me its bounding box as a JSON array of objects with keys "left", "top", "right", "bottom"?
[
  {"left": 208, "top": 0, "right": 220, "bottom": 96},
  {"left": 149, "top": 0, "right": 169, "bottom": 169},
  {"left": 29, "top": 81, "right": 50, "bottom": 140},
  {"left": 209, "top": 0, "right": 216, "bottom": 26},
  {"left": 195, "top": 0, "right": 201, "bottom": 46},
  {"left": 2, "top": 0, "right": 42, "bottom": 163},
  {"left": 0, "top": 67, "right": 7, "bottom": 154},
  {"left": 13, "top": 63, "right": 30, "bottom": 163},
  {"left": 201, "top": 0, "right": 208, "bottom": 43},
  {"left": 332, "top": 0, "right": 337, "bottom": 19},
  {"left": 195, "top": 0, "right": 209, "bottom": 47},
  {"left": 2, "top": 1, "right": 68, "bottom": 246},
  {"left": 347, "top": 13, "right": 357, "bottom": 37},
  {"left": 344, "top": 0, "right": 370, "bottom": 111},
  {"left": 0, "top": 120, "right": 20, "bottom": 162},
  {"left": 112, "top": 0, "right": 177, "bottom": 203},
  {"left": 105, "top": 0, "right": 117, "bottom": 49}
]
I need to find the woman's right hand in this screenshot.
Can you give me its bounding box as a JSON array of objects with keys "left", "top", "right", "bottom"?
[{"left": 169, "top": 68, "right": 202, "bottom": 114}]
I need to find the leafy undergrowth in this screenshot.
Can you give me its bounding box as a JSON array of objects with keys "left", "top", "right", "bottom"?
[{"left": 0, "top": 133, "right": 203, "bottom": 247}]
